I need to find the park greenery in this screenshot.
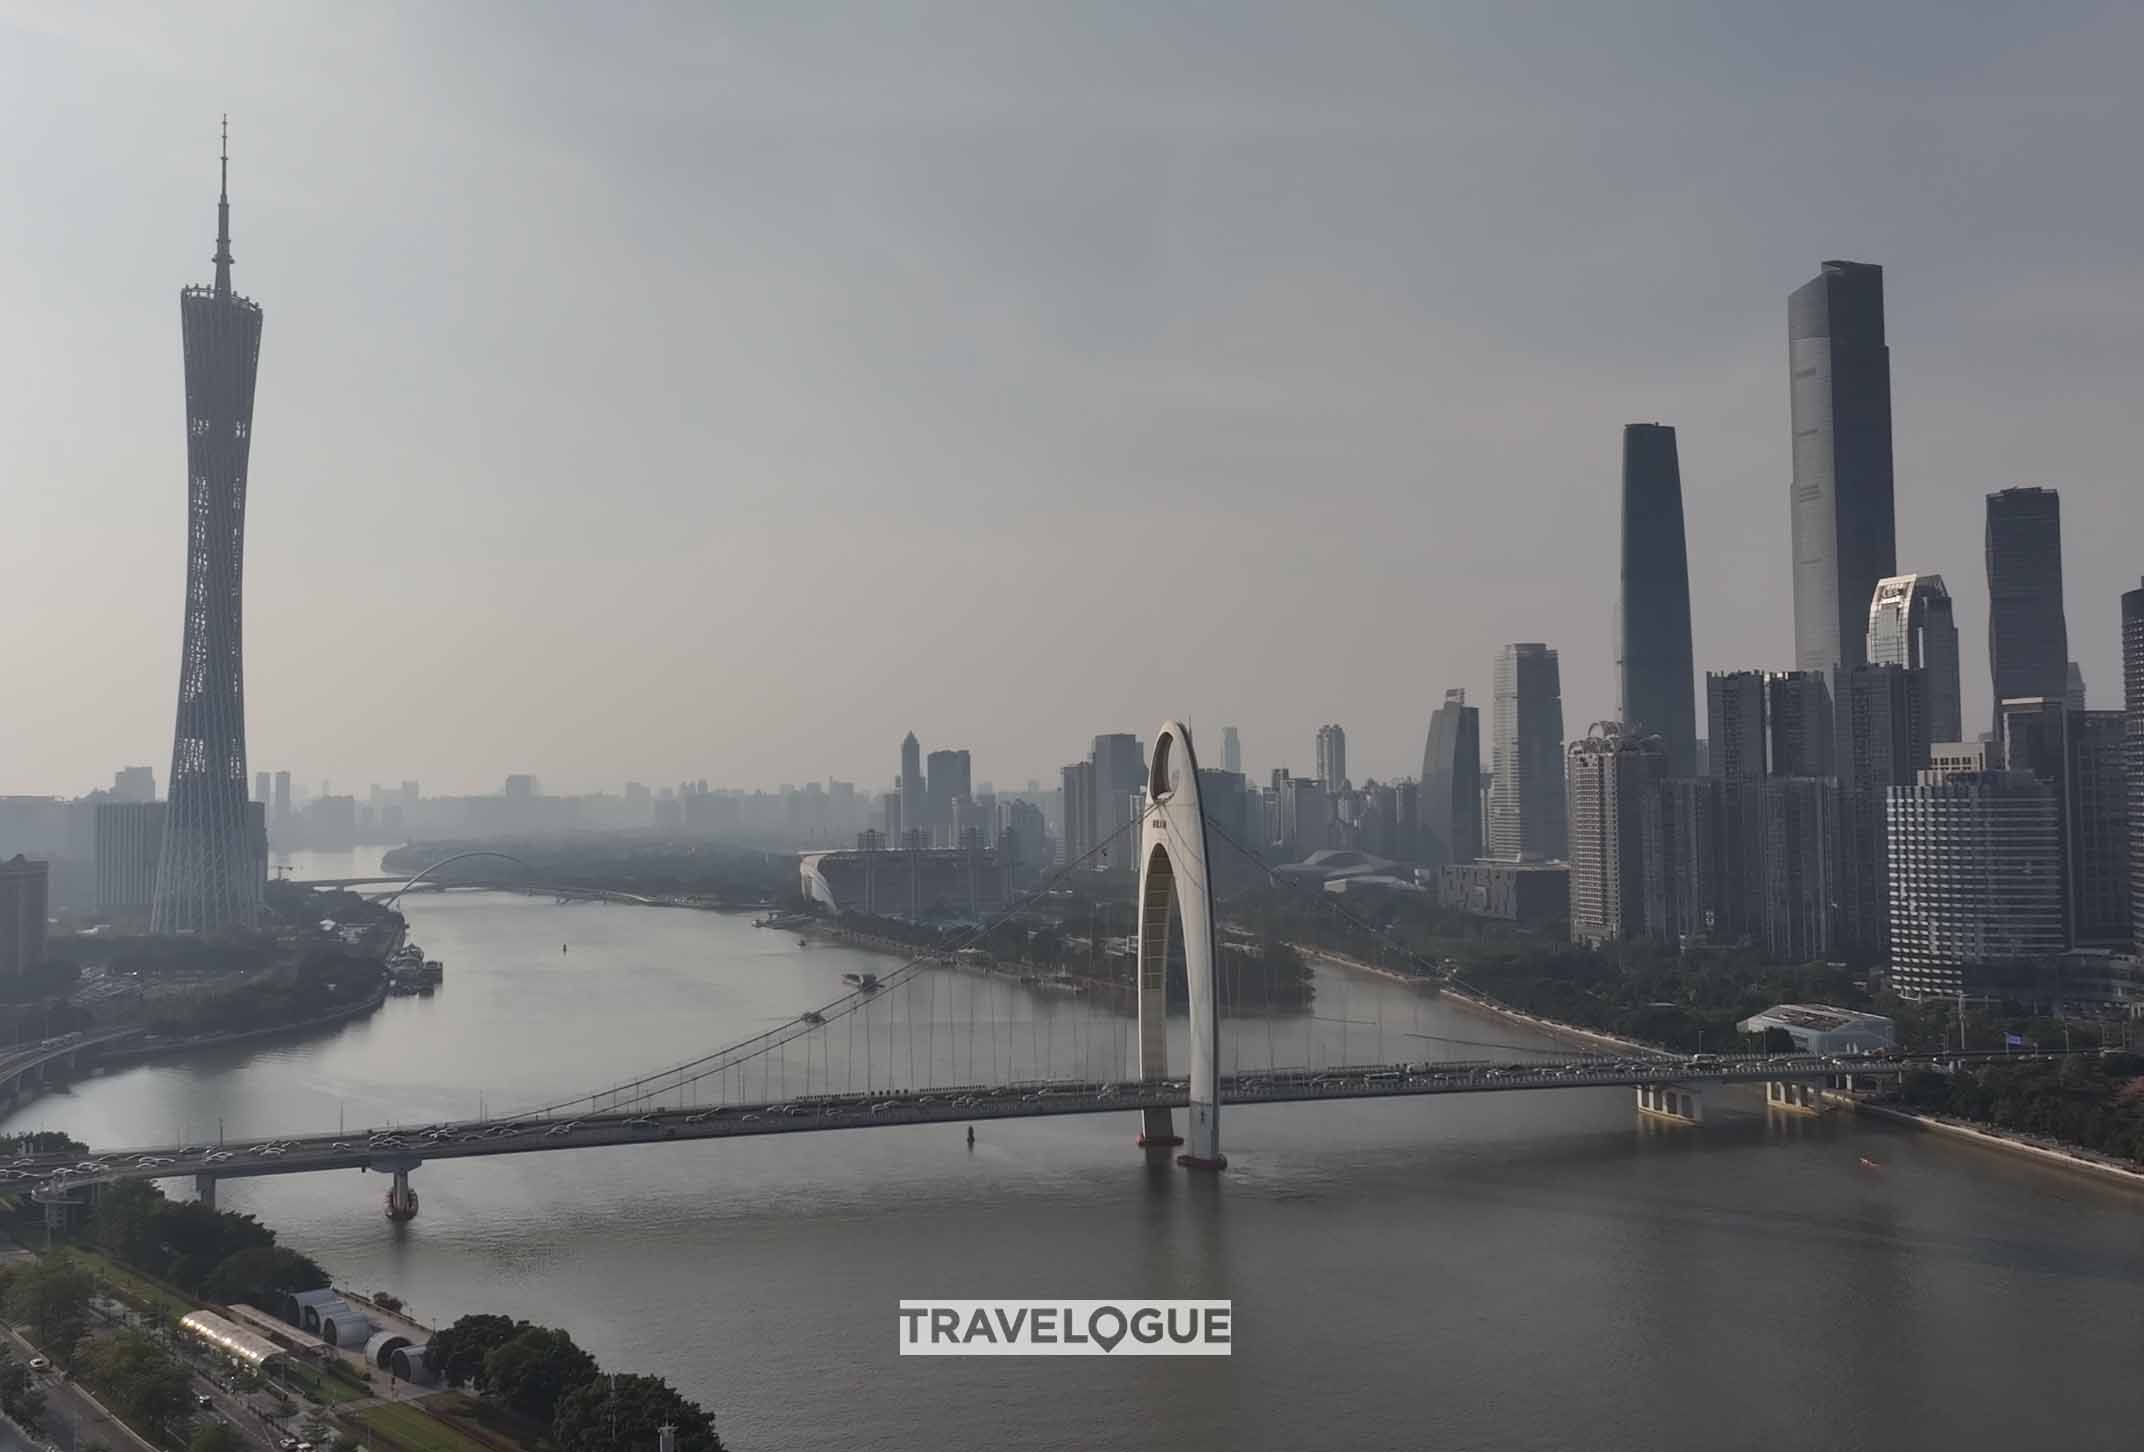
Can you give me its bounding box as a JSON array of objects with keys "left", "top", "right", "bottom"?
[
  {"left": 382, "top": 839, "right": 793, "bottom": 906},
  {"left": 85, "top": 1180, "right": 329, "bottom": 1301},
  {"left": 1900, "top": 1053, "right": 2144, "bottom": 1163},
  {"left": 78, "top": 1329, "right": 196, "bottom": 1444},
  {"left": 0, "top": 1350, "right": 48, "bottom": 1430},
  {"left": 426, "top": 1313, "right": 723, "bottom": 1452}
]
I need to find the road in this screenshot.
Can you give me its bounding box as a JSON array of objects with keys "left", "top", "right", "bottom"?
[{"left": 2, "top": 1046, "right": 1999, "bottom": 1203}]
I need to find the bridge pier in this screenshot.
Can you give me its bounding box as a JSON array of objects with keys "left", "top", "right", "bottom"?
[
  {"left": 1635, "top": 1083, "right": 1704, "bottom": 1124},
  {"left": 194, "top": 1174, "right": 217, "bottom": 1209},
  {"left": 1765, "top": 1080, "right": 1827, "bottom": 1116},
  {"left": 385, "top": 1168, "right": 419, "bottom": 1221}
]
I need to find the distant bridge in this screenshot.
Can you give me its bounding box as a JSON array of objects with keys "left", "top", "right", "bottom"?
[{"left": 0, "top": 1028, "right": 142, "bottom": 1104}]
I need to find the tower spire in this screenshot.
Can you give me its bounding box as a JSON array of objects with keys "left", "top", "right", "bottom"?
[{"left": 213, "top": 114, "right": 233, "bottom": 295}]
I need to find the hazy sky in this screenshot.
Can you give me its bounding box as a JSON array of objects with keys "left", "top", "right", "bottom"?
[{"left": 4, "top": 1, "right": 2139, "bottom": 799}]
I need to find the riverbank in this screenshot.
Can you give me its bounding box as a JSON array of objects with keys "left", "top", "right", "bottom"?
[
  {"left": 1850, "top": 1099, "right": 2144, "bottom": 1192},
  {"left": 798, "top": 921, "right": 1133, "bottom": 999}
]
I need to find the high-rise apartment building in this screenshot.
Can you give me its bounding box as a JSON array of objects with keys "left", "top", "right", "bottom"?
[
  {"left": 1757, "top": 778, "right": 1842, "bottom": 963},
  {"left": 925, "top": 749, "right": 971, "bottom": 843},
  {"left": 1490, "top": 644, "right": 1567, "bottom": 861},
  {"left": 1836, "top": 663, "right": 1928, "bottom": 957},
  {"left": 0, "top": 856, "right": 49, "bottom": 977},
  {"left": 1705, "top": 672, "right": 1769, "bottom": 782},
  {"left": 2070, "top": 711, "right": 2131, "bottom": 947},
  {"left": 1616, "top": 424, "right": 1697, "bottom": 776},
  {"left": 252, "top": 770, "right": 269, "bottom": 806},
  {"left": 1985, "top": 487, "right": 2069, "bottom": 745},
  {"left": 1887, "top": 770, "right": 2065, "bottom": 999},
  {"left": 1419, "top": 689, "right": 1483, "bottom": 868},
  {"left": 96, "top": 802, "right": 167, "bottom": 916},
  {"left": 1221, "top": 727, "right": 1241, "bottom": 775},
  {"left": 2126, "top": 579, "right": 2144, "bottom": 949},
  {"left": 1789, "top": 260, "right": 1896, "bottom": 680},
  {"left": 1314, "top": 725, "right": 1348, "bottom": 795},
  {"left": 152, "top": 127, "right": 263, "bottom": 934},
  {"left": 1867, "top": 574, "right": 1962, "bottom": 746},
  {"left": 113, "top": 767, "right": 157, "bottom": 804},
  {"left": 1566, "top": 724, "right": 1669, "bottom": 945},
  {"left": 1767, "top": 671, "right": 1836, "bottom": 778},
  {"left": 899, "top": 733, "right": 924, "bottom": 838},
  {"left": 2066, "top": 662, "right": 2087, "bottom": 712}
]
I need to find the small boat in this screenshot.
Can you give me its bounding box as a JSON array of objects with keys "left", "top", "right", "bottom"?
[
  {"left": 798, "top": 938, "right": 808, "bottom": 947},
  {"left": 1857, "top": 1155, "right": 1882, "bottom": 1170}
]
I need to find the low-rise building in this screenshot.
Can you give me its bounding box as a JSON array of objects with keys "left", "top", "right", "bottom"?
[{"left": 1736, "top": 1003, "right": 1895, "bottom": 1055}]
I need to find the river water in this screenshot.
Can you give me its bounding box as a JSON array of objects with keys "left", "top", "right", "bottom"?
[{"left": 11, "top": 848, "right": 2144, "bottom": 1451}]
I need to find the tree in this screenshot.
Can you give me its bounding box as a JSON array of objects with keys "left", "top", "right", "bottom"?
[
  {"left": 190, "top": 1424, "right": 243, "bottom": 1452},
  {"left": 482, "top": 1327, "right": 599, "bottom": 1424},
  {"left": 0, "top": 1353, "right": 46, "bottom": 1430},
  {"left": 6, "top": 1258, "right": 93, "bottom": 1366},
  {"left": 77, "top": 1330, "right": 193, "bottom": 1442},
  {"left": 425, "top": 1314, "right": 525, "bottom": 1389},
  {"left": 553, "top": 1374, "right": 723, "bottom": 1452},
  {"left": 202, "top": 1246, "right": 329, "bottom": 1307}
]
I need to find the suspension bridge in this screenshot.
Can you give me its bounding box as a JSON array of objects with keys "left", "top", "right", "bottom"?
[{"left": 24, "top": 725, "right": 1963, "bottom": 1223}]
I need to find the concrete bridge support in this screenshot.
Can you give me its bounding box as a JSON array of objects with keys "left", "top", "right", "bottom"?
[
  {"left": 195, "top": 1174, "right": 217, "bottom": 1209},
  {"left": 1134, "top": 722, "right": 1224, "bottom": 1170},
  {"left": 385, "top": 1168, "right": 419, "bottom": 1221},
  {"left": 1765, "top": 1080, "right": 1827, "bottom": 1115},
  {"left": 1635, "top": 1083, "right": 1703, "bottom": 1124}
]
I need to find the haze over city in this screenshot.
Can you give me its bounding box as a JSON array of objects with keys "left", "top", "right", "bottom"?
[{"left": 5, "top": 0, "right": 2142, "bottom": 797}]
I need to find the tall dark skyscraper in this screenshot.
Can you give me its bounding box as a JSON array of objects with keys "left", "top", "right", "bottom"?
[
  {"left": 1789, "top": 260, "right": 1896, "bottom": 680},
  {"left": 1489, "top": 644, "right": 1567, "bottom": 861},
  {"left": 1766, "top": 670, "right": 1835, "bottom": 778},
  {"left": 924, "top": 748, "right": 971, "bottom": 841},
  {"left": 2124, "top": 579, "right": 2144, "bottom": 949},
  {"left": 1221, "top": 727, "right": 1241, "bottom": 775},
  {"left": 1835, "top": 663, "right": 1928, "bottom": 956},
  {"left": 1419, "top": 689, "right": 1482, "bottom": 868},
  {"left": 1615, "top": 423, "right": 1696, "bottom": 777},
  {"left": 1985, "top": 486, "right": 2070, "bottom": 744},
  {"left": 152, "top": 124, "right": 263, "bottom": 934},
  {"left": 899, "top": 733, "right": 924, "bottom": 838}
]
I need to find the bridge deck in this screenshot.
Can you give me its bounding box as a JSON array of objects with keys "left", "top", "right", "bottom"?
[{"left": 11, "top": 1049, "right": 1969, "bottom": 1198}]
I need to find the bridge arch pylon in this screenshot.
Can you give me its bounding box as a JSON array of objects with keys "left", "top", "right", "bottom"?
[
  {"left": 1135, "top": 721, "right": 1225, "bottom": 1170},
  {"left": 379, "top": 851, "right": 540, "bottom": 907}
]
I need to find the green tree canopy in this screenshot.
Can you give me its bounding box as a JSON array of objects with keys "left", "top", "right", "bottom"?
[
  {"left": 78, "top": 1330, "right": 193, "bottom": 1442},
  {"left": 202, "top": 1246, "right": 330, "bottom": 1307},
  {"left": 5, "top": 1258, "right": 93, "bottom": 1366},
  {"left": 553, "top": 1373, "right": 723, "bottom": 1452},
  {"left": 425, "top": 1313, "right": 525, "bottom": 1389},
  {"left": 482, "top": 1327, "right": 599, "bottom": 1424}
]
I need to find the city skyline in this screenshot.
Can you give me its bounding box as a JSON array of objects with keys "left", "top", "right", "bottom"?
[{"left": 4, "top": 6, "right": 2143, "bottom": 799}]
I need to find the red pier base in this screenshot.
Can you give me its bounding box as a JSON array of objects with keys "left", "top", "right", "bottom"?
[{"left": 1176, "top": 1153, "right": 1228, "bottom": 1171}]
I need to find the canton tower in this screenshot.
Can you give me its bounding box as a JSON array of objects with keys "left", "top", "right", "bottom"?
[{"left": 151, "top": 120, "right": 263, "bottom": 933}]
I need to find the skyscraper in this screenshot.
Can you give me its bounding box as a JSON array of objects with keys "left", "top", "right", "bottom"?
[
  {"left": 1887, "top": 770, "right": 2064, "bottom": 999},
  {"left": 2070, "top": 711, "right": 2130, "bottom": 947},
  {"left": 252, "top": 770, "right": 269, "bottom": 806},
  {"left": 1314, "top": 725, "right": 1347, "bottom": 794},
  {"left": 1615, "top": 423, "right": 1697, "bottom": 776},
  {"left": 152, "top": 123, "right": 264, "bottom": 935},
  {"left": 1836, "top": 663, "right": 1928, "bottom": 956},
  {"left": 1565, "top": 723, "right": 1669, "bottom": 945},
  {"left": 2066, "top": 662, "right": 2087, "bottom": 711},
  {"left": 925, "top": 749, "right": 971, "bottom": 844},
  {"left": 1789, "top": 260, "right": 1896, "bottom": 680},
  {"left": 1489, "top": 644, "right": 1567, "bottom": 861},
  {"left": 0, "top": 857, "right": 50, "bottom": 977},
  {"left": 1221, "top": 727, "right": 1241, "bottom": 775},
  {"left": 112, "top": 767, "right": 157, "bottom": 803},
  {"left": 899, "top": 733, "right": 924, "bottom": 840},
  {"left": 2124, "top": 579, "right": 2144, "bottom": 949},
  {"left": 1867, "top": 574, "right": 1962, "bottom": 747},
  {"left": 1419, "top": 689, "right": 1483, "bottom": 868},
  {"left": 1705, "top": 671, "right": 1769, "bottom": 782},
  {"left": 1985, "top": 486, "right": 2069, "bottom": 744},
  {"left": 1766, "top": 671, "right": 1835, "bottom": 778}
]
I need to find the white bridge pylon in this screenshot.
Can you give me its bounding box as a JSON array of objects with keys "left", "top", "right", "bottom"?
[{"left": 1135, "top": 721, "right": 1225, "bottom": 1170}]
